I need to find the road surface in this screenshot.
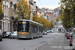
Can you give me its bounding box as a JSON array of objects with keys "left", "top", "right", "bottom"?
[{"left": 0, "top": 33, "right": 72, "bottom": 50}]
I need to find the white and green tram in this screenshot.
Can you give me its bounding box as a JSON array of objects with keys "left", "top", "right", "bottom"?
[{"left": 17, "top": 19, "right": 43, "bottom": 39}]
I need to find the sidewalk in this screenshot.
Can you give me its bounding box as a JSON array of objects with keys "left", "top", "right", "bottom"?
[{"left": 38, "top": 33, "right": 74, "bottom": 50}]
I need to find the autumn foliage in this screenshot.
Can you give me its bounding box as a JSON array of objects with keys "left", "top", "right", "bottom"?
[
  {"left": 60, "top": 0, "right": 75, "bottom": 29},
  {"left": 32, "top": 12, "right": 54, "bottom": 28},
  {"left": 56, "top": 14, "right": 61, "bottom": 22},
  {"left": 15, "top": 0, "right": 31, "bottom": 20},
  {"left": 15, "top": 0, "right": 54, "bottom": 29},
  {"left": 0, "top": 0, "right": 3, "bottom": 14}
]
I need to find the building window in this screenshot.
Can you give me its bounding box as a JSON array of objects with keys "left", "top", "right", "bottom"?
[
  {"left": 10, "top": 1, "right": 13, "bottom": 5},
  {"left": 6, "top": 0, "right": 8, "bottom": 1},
  {"left": 3, "top": 5, "right": 4, "bottom": 11},
  {"left": 50, "top": 12, "right": 51, "bottom": 14},
  {"left": 14, "top": 4, "right": 16, "bottom": 9},
  {"left": 17, "top": 0, "right": 19, "bottom": 2}
]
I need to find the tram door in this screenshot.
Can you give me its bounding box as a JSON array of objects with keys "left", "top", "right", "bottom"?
[{"left": 38, "top": 24, "right": 39, "bottom": 35}]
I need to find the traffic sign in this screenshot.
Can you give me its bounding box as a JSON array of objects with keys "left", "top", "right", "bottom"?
[{"left": 50, "top": 21, "right": 51, "bottom": 23}]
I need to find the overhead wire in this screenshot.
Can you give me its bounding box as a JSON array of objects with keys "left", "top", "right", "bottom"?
[{"left": 37, "top": 0, "right": 43, "bottom": 7}]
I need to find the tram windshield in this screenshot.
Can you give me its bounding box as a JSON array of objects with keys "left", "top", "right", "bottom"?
[{"left": 17, "top": 21, "right": 29, "bottom": 32}]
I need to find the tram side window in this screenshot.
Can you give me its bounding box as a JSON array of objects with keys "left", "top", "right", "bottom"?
[
  {"left": 33, "top": 26, "right": 35, "bottom": 33},
  {"left": 41, "top": 27, "right": 43, "bottom": 33},
  {"left": 31, "top": 25, "right": 38, "bottom": 33},
  {"left": 31, "top": 25, "right": 34, "bottom": 33},
  {"left": 36, "top": 25, "right": 37, "bottom": 33},
  {"left": 40, "top": 27, "right": 42, "bottom": 33},
  {"left": 35, "top": 25, "right": 37, "bottom": 33},
  {"left": 34, "top": 25, "right": 36, "bottom": 33}
]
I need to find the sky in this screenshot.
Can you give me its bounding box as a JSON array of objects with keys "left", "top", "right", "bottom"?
[{"left": 34, "top": 0, "right": 60, "bottom": 9}]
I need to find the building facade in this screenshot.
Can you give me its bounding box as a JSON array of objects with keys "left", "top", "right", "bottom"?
[
  {"left": 2, "top": 0, "right": 14, "bottom": 33},
  {"left": 29, "top": 0, "right": 36, "bottom": 20},
  {"left": 53, "top": 7, "right": 60, "bottom": 25},
  {"left": 41, "top": 8, "right": 54, "bottom": 22},
  {"left": 1, "top": 0, "right": 36, "bottom": 33}
]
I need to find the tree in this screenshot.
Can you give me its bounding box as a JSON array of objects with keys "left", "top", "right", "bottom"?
[
  {"left": 0, "top": 0, "right": 3, "bottom": 14},
  {"left": 0, "top": 0, "right": 3, "bottom": 2},
  {"left": 39, "top": 15, "right": 44, "bottom": 24},
  {"left": 15, "top": 0, "right": 31, "bottom": 21},
  {"left": 32, "top": 12, "right": 54, "bottom": 29},
  {"left": 61, "top": 9, "right": 72, "bottom": 29},
  {"left": 43, "top": 18, "right": 49, "bottom": 28},
  {"left": 32, "top": 12, "right": 39, "bottom": 22},
  {"left": 49, "top": 20, "right": 54, "bottom": 29},
  {"left": 0, "top": 6, "right": 3, "bottom": 14},
  {"left": 56, "top": 14, "right": 61, "bottom": 22},
  {"left": 32, "top": 12, "right": 43, "bottom": 24},
  {"left": 0, "top": 0, "right": 3, "bottom": 20},
  {"left": 60, "top": 0, "right": 75, "bottom": 29}
]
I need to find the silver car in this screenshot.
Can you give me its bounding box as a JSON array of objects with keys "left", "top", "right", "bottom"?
[
  {"left": 10, "top": 31, "right": 17, "bottom": 39},
  {"left": 43, "top": 31, "right": 47, "bottom": 35},
  {"left": 49, "top": 29, "right": 54, "bottom": 33}
]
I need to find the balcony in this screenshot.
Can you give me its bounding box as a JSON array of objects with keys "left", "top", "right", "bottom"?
[
  {"left": 29, "top": 0, "right": 36, "bottom": 6},
  {"left": 29, "top": 1, "right": 33, "bottom": 5}
]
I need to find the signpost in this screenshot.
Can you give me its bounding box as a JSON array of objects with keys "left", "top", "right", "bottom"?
[{"left": 50, "top": 21, "right": 51, "bottom": 23}]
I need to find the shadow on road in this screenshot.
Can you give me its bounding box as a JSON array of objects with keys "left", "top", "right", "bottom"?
[{"left": 72, "top": 48, "right": 75, "bottom": 50}]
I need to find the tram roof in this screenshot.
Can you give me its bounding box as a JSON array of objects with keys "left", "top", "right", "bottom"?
[{"left": 18, "top": 19, "right": 43, "bottom": 26}]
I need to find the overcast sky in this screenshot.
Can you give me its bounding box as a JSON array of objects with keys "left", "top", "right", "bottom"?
[{"left": 34, "top": 0, "right": 60, "bottom": 9}]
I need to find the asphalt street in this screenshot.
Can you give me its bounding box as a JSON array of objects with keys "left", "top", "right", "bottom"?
[
  {"left": 0, "top": 33, "right": 61, "bottom": 50},
  {"left": 38, "top": 33, "right": 75, "bottom": 50}
]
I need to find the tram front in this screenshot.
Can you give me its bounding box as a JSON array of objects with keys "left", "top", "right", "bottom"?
[{"left": 17, "top": 20, "right": 30, "bottom": 39}]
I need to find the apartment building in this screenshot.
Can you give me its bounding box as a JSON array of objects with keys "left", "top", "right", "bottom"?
[
  {"left": 1, "top": 0, "right": 36, "bottom": 33},
  {"left": 2, "top": 0, "right": 14, "bottom": 33},
  {"left": 29, "top": 0, "right": 36, "bottom": 20},
  {"left": 41, "top": 8, "right": 54, "bottom": 22}
]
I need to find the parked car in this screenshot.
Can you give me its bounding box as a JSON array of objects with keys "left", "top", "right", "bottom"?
[
  {"left": 0, "top": 30, "right": 2, "bottom": 41},
  {"left": 43, "top": 31, "right": 47, "bottom": 35},
  {"left": 10, "top": 31, "right": 17, "bottom": 39},
  {"left": 47, "top": 30, "right": 49, "bottom": 33},
  {"left": 49, "top": 29, "right": 54, "bottom": 33},
  {"left": 67, "top": 32, "right": 70, "bottom": 39},
  {"left": 3, "top": 32, "right": 11, "bottom": 38}
]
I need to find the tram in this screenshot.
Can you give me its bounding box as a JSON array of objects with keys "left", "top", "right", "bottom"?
[{"left": 17, "top": 19, "right": 43, "bottom": 39}]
